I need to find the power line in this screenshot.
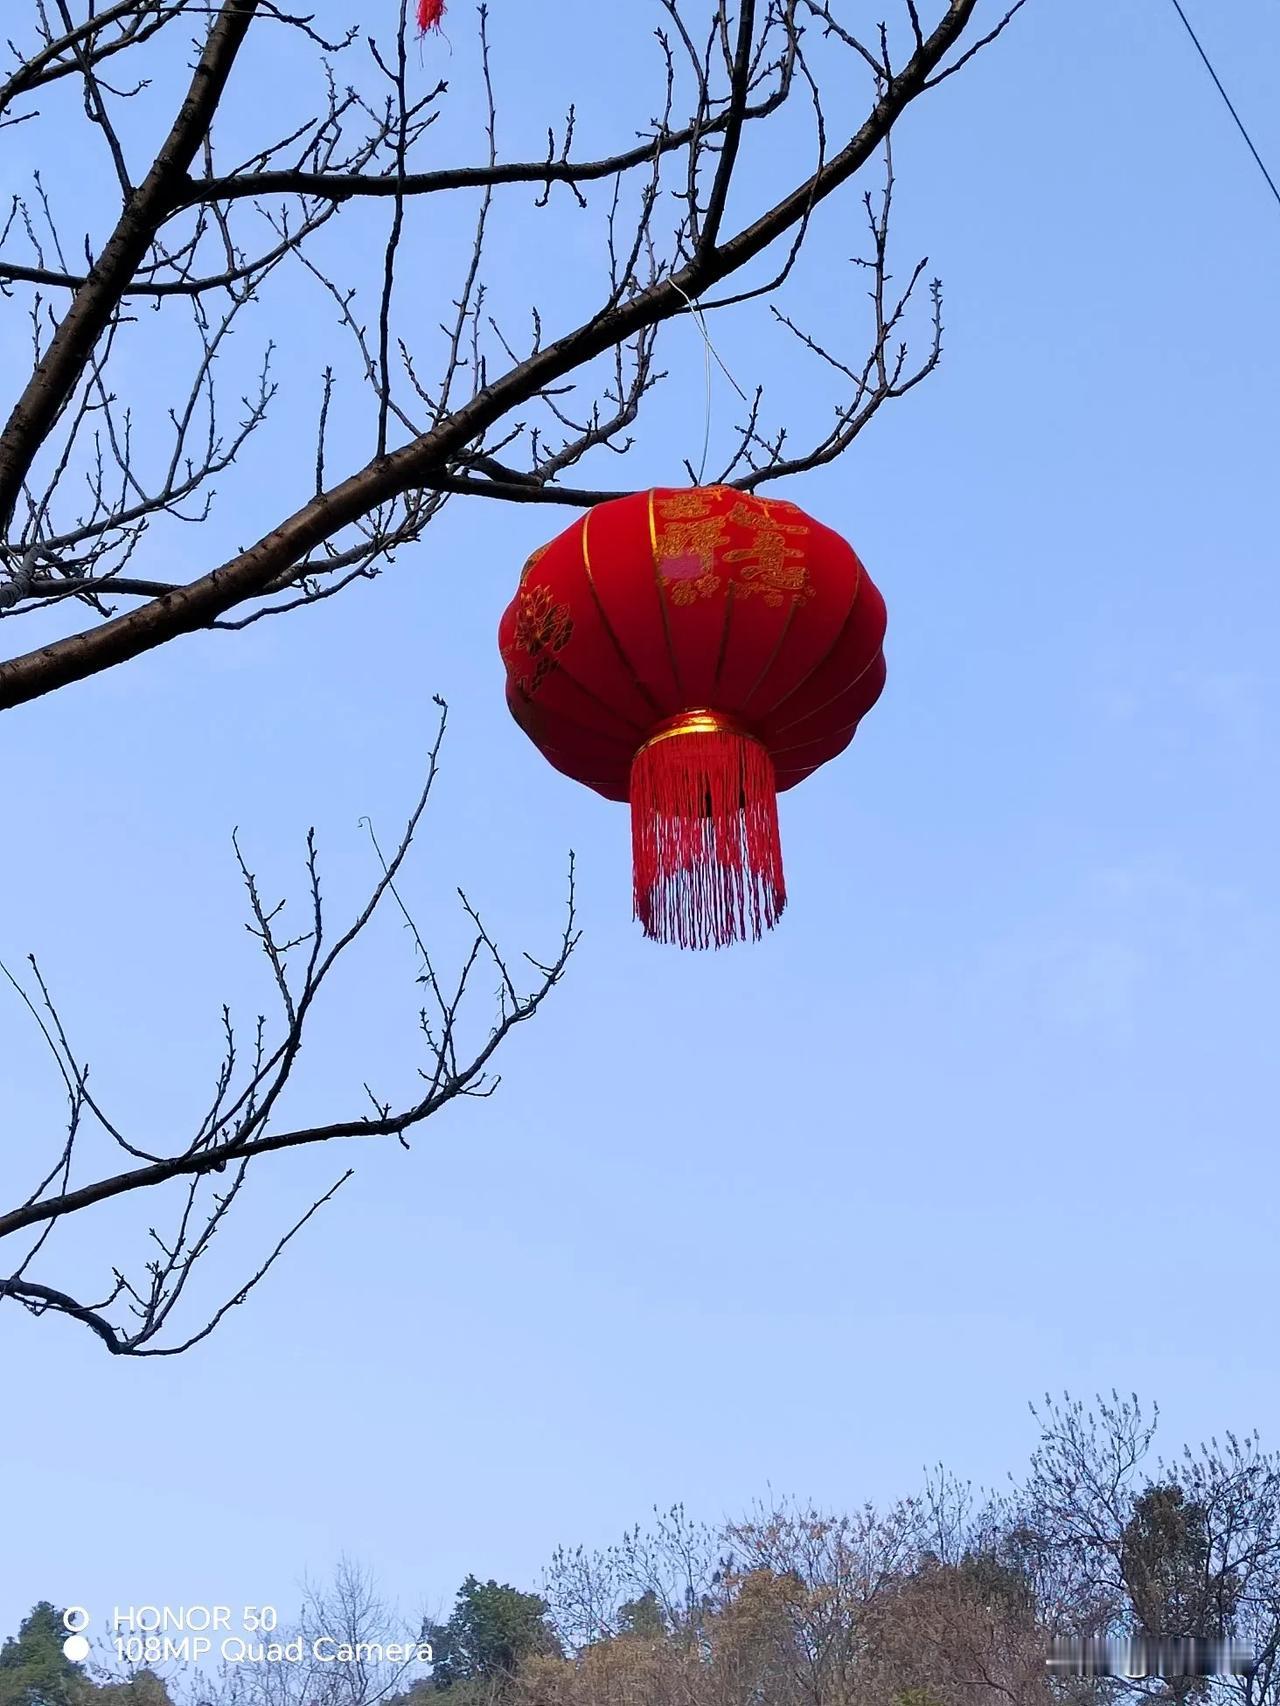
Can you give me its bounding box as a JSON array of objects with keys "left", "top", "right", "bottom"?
[{"left": 1166, "top": 0, "right": 1280, "bottom": 212}]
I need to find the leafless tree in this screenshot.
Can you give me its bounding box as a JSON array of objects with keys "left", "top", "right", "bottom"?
[
  {"left": 545, "top": 1502, "right": 726, "bottom": 1652},
  {"left": 0, "top": 0, "right": 1026, "bottom": 1354},
  {"left": 209, "top": 1557, "right": 435, "bottom": 1706},
  {"left": 83, "top": 1557, "right": 438, "bottom": 1706},
  {"left": 991, "top": 1395, "right": 1280, "bottom": 1706}
]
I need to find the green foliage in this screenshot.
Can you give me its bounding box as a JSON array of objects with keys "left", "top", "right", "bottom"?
[
  {"left": 1121, "top": 1483, "right": 1223, "bottom": 1637},
  {"left": 954, "top": 1549, "right": 1035, "bottom": 1621},
  {"left": 94, "top": 1675, "right": 171, "bottom": 1706},
  {"left": 0, "top": 1605, "right": 90, "bottom": 1706},
  {"left": 0, "top": 1606, "right": 173, "bottom": 1706},
  {"left": 416, "top": 1685, "right": 495, "bottom": 1706},
  {"left": 616, "top": 1592, "right": 666, "bottom": 1640},
  {"left": 429, "top": 1577, "right": 561, "bottom": 1692}
]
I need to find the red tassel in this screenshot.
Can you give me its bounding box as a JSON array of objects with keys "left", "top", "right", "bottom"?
[
  {"left": 629, "top": 710, "right": 785, "bottom": 950},
  {"left": 417, "top": 0, "right": 445, "bottom": 31}
]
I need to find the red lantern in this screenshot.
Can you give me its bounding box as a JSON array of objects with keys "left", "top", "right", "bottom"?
[{"left": 498, "top": 485, "right": 886, "bottom": 950}]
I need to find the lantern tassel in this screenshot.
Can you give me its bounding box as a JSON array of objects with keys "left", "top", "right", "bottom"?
[
  {"left": 417, "top": 0, "right": 445, "bottom": 31},
  {"left": 630, "top": 711, "right": 786, "bottom": 950}
]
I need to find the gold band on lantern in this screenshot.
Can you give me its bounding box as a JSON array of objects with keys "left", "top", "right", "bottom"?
[{"left": 634, "top": 707, "right": 754, "bottom": 757}]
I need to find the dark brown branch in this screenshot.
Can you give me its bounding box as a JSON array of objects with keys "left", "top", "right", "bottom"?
[
  {"left": 0, "top": 934, "right": 566, "bottom": 1247},
  {"left": 0, "top": 1171, "right": 354, "bottom": 1355},
  {"left": 0, "top": 1275, "right": 123, "bottom": 1350},
  {"left": 0, "top": 856, "right": 576, "bottom": 1239},
  {"left": 0, "top": 206, "right": 335, "bottom": 295},
  {"left": 1, "top": 703, "right": 579, "bottom": 1353},
  {"left": 0, "top": 0, "right": 260, "bottom": 530},
  {"left": 125, "top": 1169, "right": 354, "bottom": 1357},
  {"left": 167, "top": 79, "right": 794, "bottom": 211},
  {"left": 0, "top": 0, "right": 190, "bottom": 121},
  {"left": 922, "top": 0, "right": 1029, "bottom": 88},
  {"left": 697, "top": 0, "right": 755, "bottom": 257},
  {"left": 0, "top": 0, "right": 984, "bottom": 711}
]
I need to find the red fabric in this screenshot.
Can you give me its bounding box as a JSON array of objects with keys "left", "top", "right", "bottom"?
[
  {"left": 498, "top": 485, "right": 887, "bottom": 945},
  {"left": 417, "top": 0, "right": 444, "bottom": 30}
]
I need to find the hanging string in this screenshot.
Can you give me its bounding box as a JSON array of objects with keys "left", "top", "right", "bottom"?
[{"left": 669, "top": 279, "right": 750, "bottom": 487}]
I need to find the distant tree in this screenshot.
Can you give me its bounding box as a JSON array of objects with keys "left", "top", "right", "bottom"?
[
  {"left": 615, "top": 1593, "right": 667, "bottom": 1641},
  {"left": 0, "top": 1605, "right": 90, "bottom": 1706},
  {"left": 94, "top": 1674, "right": 172, "bottom": 1706},
  {"left": 1117, "top": 1483, "right": 1242, "bottom": 1706},
  {"left": 1122, "top": 1483, "right": 1234, "bottom": 1642},
  {"left": 211, "top": 1558, "right": 432, "bottom": 1706},
  {"left": 952, "top": 1549, "right": 1037, "bottom": 1623},
  {"left": 543, "top": 1505, "right": 722, "bottom": 1652},
  {"left": 886, "top": 1550, "right": 1046, "bottom": 1706},
  {"left": 429, "top": 1579, "right": 560, "bottom": 1693},
  {"left": 993, "top": 1394, "right": 1280, "bottom": 1705}
]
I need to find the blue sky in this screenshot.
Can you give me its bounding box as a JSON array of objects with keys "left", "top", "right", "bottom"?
[{"left": 2, "top": 0, "right": 1277, "bottom": 1657}]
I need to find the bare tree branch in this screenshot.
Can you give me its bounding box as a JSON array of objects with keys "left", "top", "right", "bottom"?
[
  {"left": 0, "top": 0, "right": 1026, "bottom": 708},
  {"left": 0, "top": 699, "right": 579, "bottom": 1354},
  {"left": 0, "top": 0, "right": 261, "bottom": 524}
]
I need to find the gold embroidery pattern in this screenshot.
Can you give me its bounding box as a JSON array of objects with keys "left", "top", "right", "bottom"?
[
  {"left": 656, "top": 490, "right": 721, "bottom": 519},
  {"left": 519, "top": 542, "right": 550, "bottom": 585},
  {"left": 506, "top": 582, "right": 573, "bottom": 695},
  {"left": 721, "top": 500, "right": 813, "bottom": 606},
  {"left": 652, "top": 504, "right": 727, "bottom": 605},
  {"left": 649, "top": 490, "right": 815, "bottom": 610}
]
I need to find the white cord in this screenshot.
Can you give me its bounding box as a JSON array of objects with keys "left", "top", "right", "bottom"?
[{"left": 669, "top": 279, "right": 750, "bottom": 487}]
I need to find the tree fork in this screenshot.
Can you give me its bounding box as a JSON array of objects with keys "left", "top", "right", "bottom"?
[{"left": 0, "top": 0, "right": 260, "bottom": 533}]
